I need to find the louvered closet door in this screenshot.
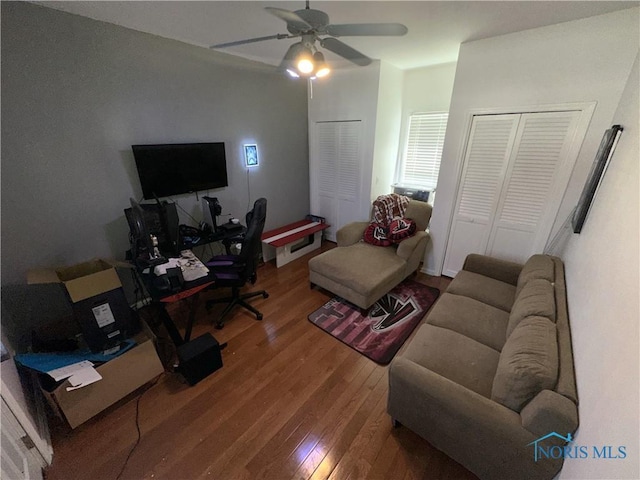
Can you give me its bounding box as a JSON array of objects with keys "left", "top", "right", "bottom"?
[
  {"left": 443, "top": 111, "right": 583, "bottom": 276},
  {"left": 1, "top": 399, "right": 45, "bottom": 480},
  {"left": 443, "top": 115, "right": 520, "bottom": 275},
  {"left": 313, "top": 120, "right": 362, "bottom": 242},
  {"left": 487, "top": 111, "right": 582, "bottom": 262},
  {"left": 316, "top": 122, "right": 338, "bottom": 240}
]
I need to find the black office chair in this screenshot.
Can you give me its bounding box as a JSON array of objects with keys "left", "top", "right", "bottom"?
[{"left": 205, "top": 198, "right": 269, "bottom": 329}]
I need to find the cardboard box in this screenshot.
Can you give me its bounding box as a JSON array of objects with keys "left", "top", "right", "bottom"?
[
  {"left": 28, "top": 259, "right": 122, "bottom": 302},
  {"left": 41, "top": 331, "right": 164, "bottom": 429},
  {"left": 28, "top": 259, "right": 137, "bottom": 352},
  {"left": 71, "top": 288, "right": 136, "bottom": 353}
]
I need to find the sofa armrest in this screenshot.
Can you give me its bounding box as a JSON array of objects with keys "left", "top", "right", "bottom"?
[
  {"left": 520, "top": 390, "right": 579, "bottom": 437},
  {"left": 388, "top": 357, "right": 561, "bottom": 479},
  {"left": 336, "top": 222, "right": 369, "bottom": 247},
  {"left": 462, "top": 254, "right": 523, "bottom": 286},
  {"left": 396, "top": 231, "right": 429, "bottom": 262},
  {"left": 388, "top": 356, "right": 523, "bottom": 434}
]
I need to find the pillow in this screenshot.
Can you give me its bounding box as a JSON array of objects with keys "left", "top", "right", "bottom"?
[
  {"left": 388, "top": 218, "right": 417, "bottom": 243},
  {"left": 491, "top": 316, "right": 558, "bottom": 412},
  {"left": 363, "top": 223, "right": 392, "bottom": 246},
  {"left": 516, "top": 255, "right": 555, "bottom": 298},
  {"left": 507, "top": 279, "right": 556, "bottom": 338}
]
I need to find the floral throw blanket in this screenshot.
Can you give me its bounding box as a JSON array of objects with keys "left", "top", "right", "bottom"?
[
  {"left": 372, "top": 194, "right": 410, "bottom": 226},
  {"left": 364, "top": 194, "right": 416, "bottom": 246}
]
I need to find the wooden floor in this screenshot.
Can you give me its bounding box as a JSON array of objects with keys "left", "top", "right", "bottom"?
[{"left": 45, "top": 242, "right": 476, "bottom": 480}]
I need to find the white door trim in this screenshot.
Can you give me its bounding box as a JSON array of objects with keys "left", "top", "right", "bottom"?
[{"left": 439, "top": 101, "right": 596, "bottom": 276}]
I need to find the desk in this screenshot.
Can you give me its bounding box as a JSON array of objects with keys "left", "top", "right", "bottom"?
[
  {"left": 142, "top": 267, "right": 214, "bottom": 348},
  {"left": 139, "top": 225, "right": 245, "bottom": 345},
  {"left": 141, "top": 270, "right": 224, "bottom": 386},
  {"left": 180, "top": 225, "right": 246, "bottom": 253},
  {"left": 147, "top": 274, "right": 215, "bottom": 347}
]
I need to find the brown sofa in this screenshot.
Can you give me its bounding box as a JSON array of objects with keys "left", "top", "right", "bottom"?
[
  {"left": 308, "top": 200, "right": 432, "bottom": 309},
  {"left": 387, "top": 253, "right": 578, "bottom": 480}
]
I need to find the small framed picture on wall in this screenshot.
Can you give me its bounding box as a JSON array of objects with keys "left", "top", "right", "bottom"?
[{"left": 244, "top": 144, "right": 259, "bottom": 167}]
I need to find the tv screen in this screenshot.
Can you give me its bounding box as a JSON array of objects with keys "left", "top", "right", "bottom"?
[{"left": 132, "top": 142, "right": 228, "bottom": 199}]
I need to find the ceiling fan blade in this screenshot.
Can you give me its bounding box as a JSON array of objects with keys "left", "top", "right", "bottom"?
[
  {"left": 321, "top": 37, "right": 372, "bottom": 66},
  {"left": 211, "top": 34, "right": 289, "bottom": 49},
  {"left": 265, "top": 7, "right": 312, "bottom": 32},
  {"left": 326, "top": 23, "right": 408, "bottom": 37}
]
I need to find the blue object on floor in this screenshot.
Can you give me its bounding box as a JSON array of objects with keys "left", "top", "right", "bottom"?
[{"left": 14, "top": 339, "right": 136, "bottom": 374}]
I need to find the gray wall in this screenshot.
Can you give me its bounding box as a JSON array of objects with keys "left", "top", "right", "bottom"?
[{"left": 1, "top": 2, "right": 309, "bottom": 284}]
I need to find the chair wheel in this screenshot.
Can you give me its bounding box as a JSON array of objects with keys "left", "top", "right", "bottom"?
[
  {"left": 215, "top": 322, "right": 224, "bottom": 330},
  {"left": 263, "top": 292, "right": 269, "bottom": 299},
  {"left": 257, "top": 314, "right": 263, "bottom": 321}
]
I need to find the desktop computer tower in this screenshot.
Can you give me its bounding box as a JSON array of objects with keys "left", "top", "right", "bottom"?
[
  {"left": 177, "top": 333, "right": 223, "bottom": 385},
  {"left": 125, "top": 201, "right": 180, "bottom": 257}
]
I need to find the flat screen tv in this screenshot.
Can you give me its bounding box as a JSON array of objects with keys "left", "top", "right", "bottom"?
[{"left": 132, "top": 142, "right": 228, "bottom": 199}]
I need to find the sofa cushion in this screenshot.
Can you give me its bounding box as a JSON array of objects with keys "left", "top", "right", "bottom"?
[
  {"left": 447, "top": 270, "right": 517, "bottom": 312},
  {"left": 427, "top": 293, "right": 509, "bottom": 352},
  {"left": 308, "top": 242, "right": 405, "bottom": 296},
  {"left": 363, "top": 222, "right": 392, "bottom": 246},
  {"left": 507, "top": 279, "right": 556, "bottom": 338},
  {"left": 516, "top": 254, "right": 555, "bottom": 298},
  {"left": 403, "top": 324, "right": 500, "bottom": 398},
  {"left": 491, "top": 316, "right": 558, "bottom": 412}
]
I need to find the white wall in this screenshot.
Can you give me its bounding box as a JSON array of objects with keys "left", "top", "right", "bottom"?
[
  {"left": 429, "top": 8, "right": 639, "bottom": 276},
  {"left": 401, "top": 62, "right": 457, "bottom": 115},
  {"left": 371, "top": 61, "right": 404, "bottom": 200},
  {"left": 559, "top": 53, "right": 639, "bottom": 480},
  {"left": 308, "top": 62, "right": 381, "bottom": 226},
  {"left": 1, "top": 2, "right": 309, "bottom": 285},
  {"left": 397, "top": 62, "right": 457, "bottom": 192},
  {"left": 398, "top": 62, "right": 457, "bottom": 270}
]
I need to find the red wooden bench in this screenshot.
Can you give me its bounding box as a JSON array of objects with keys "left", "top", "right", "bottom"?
[{"left": 262, "top": 219, "right": 330, "bottom": 268}]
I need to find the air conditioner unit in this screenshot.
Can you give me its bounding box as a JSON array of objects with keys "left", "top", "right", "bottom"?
[{"left": 392, "top": 185, "right": 434, "bottom": 204}]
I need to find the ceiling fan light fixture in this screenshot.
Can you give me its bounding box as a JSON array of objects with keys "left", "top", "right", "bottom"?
[
  {"left": 286, "top": 68, "right": 300, "bottom": 78},
  {"left": 296, "top": 50, "right": 315, "bottom": 75},
  {"left": 297, "top": 59, "right": 314, "bottom": 74},
  {"left": 315, "top": 66, "right": 330, "bottom": 78},
  {"left": 213, "top": 2, "right": 408, "bottom": 80},
  {"left": 313, "top": 51, "right": 330, "bottom": 78}
]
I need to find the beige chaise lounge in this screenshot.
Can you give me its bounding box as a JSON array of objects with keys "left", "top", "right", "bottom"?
[
  {"left": 308, "top": 199, "right": 432, "bottom": 309},
  {"left": 387, "top": 253, "right": 578, "bottom": 480}
]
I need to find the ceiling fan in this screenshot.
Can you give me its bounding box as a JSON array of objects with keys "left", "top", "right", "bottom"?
[{"left": 210, "top": 1, "right": 408, "bottom": 79}]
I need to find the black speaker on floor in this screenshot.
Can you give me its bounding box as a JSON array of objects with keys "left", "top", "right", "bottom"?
[{"left": 177, "top": 333, "right": 223, "bottom": 385}]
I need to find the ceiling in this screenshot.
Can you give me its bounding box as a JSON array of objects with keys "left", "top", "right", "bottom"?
[{"left": 34, "top": 1, "right": 638, "bottom": 71}]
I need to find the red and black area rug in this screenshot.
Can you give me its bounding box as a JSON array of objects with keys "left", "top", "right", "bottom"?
[{"left": 308, "top": 280, "right": 440, "bottom": 364}]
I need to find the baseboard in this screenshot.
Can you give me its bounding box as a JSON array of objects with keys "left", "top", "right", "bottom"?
[{"left": 420, "top": 265, "right": 439, "bottom": 276}]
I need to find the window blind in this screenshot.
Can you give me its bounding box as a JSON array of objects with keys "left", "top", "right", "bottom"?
[{"left": 399, "top": 112, "right": 449, "bottom": 189}]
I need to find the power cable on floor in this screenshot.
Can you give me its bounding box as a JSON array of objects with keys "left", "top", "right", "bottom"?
[{"left": 115, "top": 375, "right": 161, "bottom": 480}]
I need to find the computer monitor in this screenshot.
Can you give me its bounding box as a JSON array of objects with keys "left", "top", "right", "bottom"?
[{"left": 125, "top": 199, "right": 180, "bottom": 264}]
